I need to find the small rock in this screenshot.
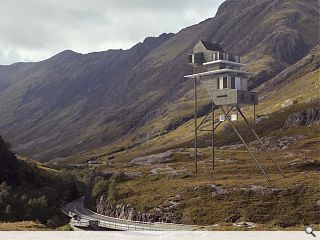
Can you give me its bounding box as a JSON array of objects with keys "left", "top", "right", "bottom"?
[
  {"left": 315, "top": 200, "right": 320, "bottom": 211},
  {"left": 233, "top": 221, "right": 256, "bottom": 228},
  {"left": 281, "top": 99, "right": 296, "bottom": 108},
  {"left": 238, "top": 185, "right": 282, "bottom": 194},
  {"left": 211, "top": 185, "right": 229, "bottom": 197},
  {"left": 225, "top": 213, "right": 241, "bottom": 223}
]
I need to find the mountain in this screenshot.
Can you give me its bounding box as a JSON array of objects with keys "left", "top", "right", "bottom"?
[
  {"left": 0, "top": 0, "right": 319, "bottom": 162},
  {"left": 259, "top": 44, "right": 320, "bottom": 91}
]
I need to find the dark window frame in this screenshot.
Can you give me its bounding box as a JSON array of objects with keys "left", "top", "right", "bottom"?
[
  {"left": 223, "top": 76, "right": 228, "bottom": 89},
  {"left": 219, "top": 52, "right": 224, "bottom": 60},
  {"left": 231, "top": 77, "right": 235, "bottom": 89}
]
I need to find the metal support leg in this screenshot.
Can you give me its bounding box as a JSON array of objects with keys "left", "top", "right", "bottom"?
[
  {"left": 237, "top": 109, "right": 239, "bottom": 125},
  {"left": 236, "top": 106, "right": 285, "bottom": 177},
  {"left": 212, "top": 102, "right": 215, "bottom": 172},
  {"left": 194, "top": 77, "right": 198, "bottom": 174},
  {"left": 253, "top": 104, "right": 256, "bottom": 126},
  {"left": 197, "top": 107, "right": 213, "bottom": 131},
  {"left": 220, "top": 106, "right": 271, "bottom": 181}
]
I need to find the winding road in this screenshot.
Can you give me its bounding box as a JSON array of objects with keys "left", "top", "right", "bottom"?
[{"left": 63, "top": 197, "right": 203, "bottom": 231}]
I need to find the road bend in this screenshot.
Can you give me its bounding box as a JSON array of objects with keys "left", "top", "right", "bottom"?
[{"left": 63, "top": 197, "right": 203, "bottom": 231}]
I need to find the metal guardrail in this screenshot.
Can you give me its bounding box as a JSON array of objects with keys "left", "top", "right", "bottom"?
[
  {"left": 98, "top": 220, "right": 165, "bottom": 231},
  {"left": 71, "top": 219, "right": 90, "bottom": 227}
]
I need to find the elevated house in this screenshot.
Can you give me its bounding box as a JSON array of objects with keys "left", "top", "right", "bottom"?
[
  {"left": 185, "top": 40, "right": 257, "bottom": 106},
  {"left": 183, "top": 40, "right": 285, "bottom": 181}
]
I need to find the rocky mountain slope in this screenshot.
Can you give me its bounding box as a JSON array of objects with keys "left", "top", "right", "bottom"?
[
  {"left": 259, "top": 44, "right": 320, "bottom": 91},
  {"left": 0, "top": 0, "right": 319, "bottom": 161}
]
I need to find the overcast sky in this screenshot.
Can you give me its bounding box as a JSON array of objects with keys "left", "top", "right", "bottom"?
[{"left": 0, "top": 0, "right": 224, "bottom": 65}]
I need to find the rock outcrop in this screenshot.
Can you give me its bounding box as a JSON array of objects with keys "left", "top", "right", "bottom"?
[
  {"left": 260, "top": 44, "right": 320, "bottom": 91},
  {"left": 96, "top": 196, "right": 179, "bottom": 223},
  {"left": 130, "top": 148, "right": 196, "bottom": 166},
  {"left": 289, "top": 158, "right": 320, "bottom": 171},
  {"left": 284, "top": 108, "right": 320, "bottom": 128},
  {"left": 130, "top": 151, "right": 174, "bottom": 166},
  {"left": 189, "top": 184, "right": 283, "bottom": 197},
  {"left": 281, "top": 99, "right": 297, "bottom": 108},
  {"left": 250, "top": 135, "right": 305, "bottom": 151}
]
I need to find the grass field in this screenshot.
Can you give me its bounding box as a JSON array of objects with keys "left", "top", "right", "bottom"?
[{"left": 0, "top": 221, "right": 49, "bottom": 231}]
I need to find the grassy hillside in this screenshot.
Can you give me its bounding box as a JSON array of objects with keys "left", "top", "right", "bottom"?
[
  {"left": 83, "top": 96, "right": 319, "bottom": 229},
  {"left": 77, "top": 46, "right": 320, "bottom": 229}
]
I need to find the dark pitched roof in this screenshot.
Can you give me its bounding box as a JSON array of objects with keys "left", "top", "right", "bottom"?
[{"left": 200, "top": 40, "right": 224, "bottom": 52}]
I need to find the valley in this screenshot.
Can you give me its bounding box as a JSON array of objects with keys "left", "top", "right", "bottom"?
[{"left": 0, "top": 0, "right": 319, "bottom": 232}]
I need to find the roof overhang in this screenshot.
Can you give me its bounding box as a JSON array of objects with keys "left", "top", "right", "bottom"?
[
  {"left": 203, "top": 60, "right": 245, "bottom": 67},
  {"left": 184, "top": 69, "right": 256, "bottom": 79}
]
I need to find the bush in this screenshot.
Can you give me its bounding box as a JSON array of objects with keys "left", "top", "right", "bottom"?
[
  {"left": 27, "top": 196, "right": 49, "bottom": 223},
  {"left": 92, "top": 180, "right": 109, "bottom": 200},
  {"left": 5, "top": 205, "right": 12, "bottom": 215},
  {"left": 112, "top": 172, "right": 126, "bottom": 183},
  {"left": 108, "top": 179, "right": 118, "bottom": 202}
]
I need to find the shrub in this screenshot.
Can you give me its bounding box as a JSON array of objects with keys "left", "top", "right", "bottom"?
[
  {"left": 92, "top": 180, "right": 109, "bottom": 200},
  {"left": 108, "top": 179, "right": 118, "bottom": 202}
]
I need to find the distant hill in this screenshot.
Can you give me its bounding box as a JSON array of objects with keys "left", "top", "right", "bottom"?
[{"left": 0, "top": 0, "right": 319, "bottom": 161}]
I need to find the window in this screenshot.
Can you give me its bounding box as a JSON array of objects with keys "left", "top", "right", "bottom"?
[
  {"left": 223, "top": 76, "right": 228, "bottom": 89},
  {"left": 231, "top": 77, "right": 235, "bottom": 89},
  {"left": 219, "top": 52, "right": 224, "bottom": 60},
  {"left": 215, "top": 52, "right": 218, "bottom": 61},
  {"left": 217, "top": 78, "right": 220, "bottom": 89},
  {"left": 251, "top": 94, "right": 255, "bottom": 102}
]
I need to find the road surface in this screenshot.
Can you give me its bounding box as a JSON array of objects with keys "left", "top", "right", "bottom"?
[{"left": 63, "top": 197, "right": 203, "bottom": 231}]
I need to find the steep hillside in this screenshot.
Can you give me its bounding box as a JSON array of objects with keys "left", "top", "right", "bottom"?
[
  {"left": 0, "top": 0, "right": 319, "bottom": 161},
  {"left": 0, "top": 134, "right": 80, "bottom": 228},
  {"left": 0, "top": 135, "right": 20, "bottom": 186},
  {"left": 206, "top": 0, "right": 320, "bottom": 86},
  {"left": 259, "top": 44, "right": 320, "bottom": 92}
]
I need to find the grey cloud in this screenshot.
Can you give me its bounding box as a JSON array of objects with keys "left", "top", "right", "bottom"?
[{"left": 0, "top": 0, "right": 224, "bottom": 65}]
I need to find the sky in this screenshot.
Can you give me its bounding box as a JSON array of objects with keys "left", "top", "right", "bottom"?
[{"left": 0, "top": 0, "right": 224, "bottom": 65}]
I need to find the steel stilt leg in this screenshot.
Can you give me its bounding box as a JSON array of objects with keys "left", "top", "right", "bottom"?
[{"left": 220, "top": 106, "right": 271, "bottom": 181}]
